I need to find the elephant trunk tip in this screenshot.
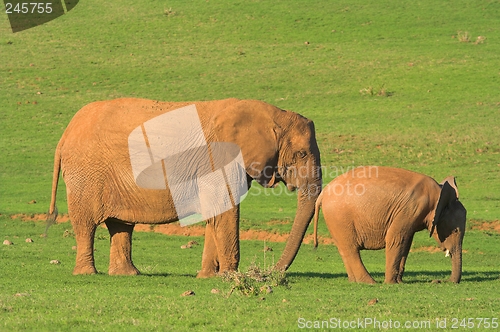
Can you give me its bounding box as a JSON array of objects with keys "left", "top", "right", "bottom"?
[{"left": 449, "top": 250, "right": 462, "bottom": 284}]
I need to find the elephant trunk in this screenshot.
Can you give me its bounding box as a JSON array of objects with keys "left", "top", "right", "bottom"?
[
  {"left": 449, "top": 249, "right": 462, "bottom": 283},
  {"left": 275, "top": 185, "right": 320, "bottom": 271}
]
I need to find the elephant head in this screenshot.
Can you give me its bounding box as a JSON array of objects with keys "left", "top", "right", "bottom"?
[
  {"left": 430, "top": 177, "right": 467, "bottom": 283},
  {"left": 210, "top": 100, "right": 322, "bottom": 271}
]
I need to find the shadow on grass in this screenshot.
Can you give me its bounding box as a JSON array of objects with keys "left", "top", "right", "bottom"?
[
  {"left": 287, "top": 270, "right": 499, "bottom": 283},
  {"left": 287, "top": 272, "right": 347, "bottom": 280},
  {"left": 139, "top": 272, "right": 197, "bottom": 278},
  {"left": 400, "top": 270, "right": 500, "bottom": 283}
]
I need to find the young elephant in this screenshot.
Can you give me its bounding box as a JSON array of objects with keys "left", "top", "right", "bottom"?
[{"left": 313, "top": 166, "right": 466, "bottom": 284}]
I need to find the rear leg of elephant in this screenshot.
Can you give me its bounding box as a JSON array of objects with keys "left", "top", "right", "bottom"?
[
  {"left": 197, "top": 220, "right": 220, "bottom": 278},
  {"left": 214, "top": 206, "right": 240, "bottom": 274},
  {"left": 197, "top": 206, "right": 240, "bottom": 278},
  {"left": 71, "top": 216, "right": 98, "bottom": 275},
  {"left": 325, "top": 216, "right": 375, "bottom": 284},
  {"left": 106, "top": 218, "right": 140, "bottom": 276},
  {"left": 338, "top": 246, "right": 376, "bottom": 284}
]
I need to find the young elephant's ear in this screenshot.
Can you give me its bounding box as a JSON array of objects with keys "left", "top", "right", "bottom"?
[
  {"left": 440, "top": 176, "right": 459, "bottom": 199},
  {"left": 429, "top": 180, "right": 458, "bottom": 237}
]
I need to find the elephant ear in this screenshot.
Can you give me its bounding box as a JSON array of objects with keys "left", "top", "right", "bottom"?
[
  {"left": 440, "top": 176, "right": 459, "bottom": 199},
  {"left": 429, "top": 178, "right": 458, "bottom": 237},
  {"left": 208, "top": 100, "right": 281, "bottom": 188}
]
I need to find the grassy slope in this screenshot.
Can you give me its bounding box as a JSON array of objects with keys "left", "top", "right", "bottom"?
[
  {"left": 1, "top": 1, "right": 500, "bottom": 329},
  {"left": 1, "top": 0, "right": 499, "bottom": 223}
]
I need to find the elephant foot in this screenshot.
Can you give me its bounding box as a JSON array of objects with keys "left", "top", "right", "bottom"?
[
  {"left": 196, "top": 269, "right": 217, "bottom": 278},
  {"left": 109, "top": 264, "right": 140, "bottom": 276},
  {"left": 357, "top": 275, "right": 377, "bottom": 284},
  {"left": 73, "top": 265, "right": 98, "bottom": 275},
  {"left": 361, "top": 279, "right": 377, "bottom": 285}
]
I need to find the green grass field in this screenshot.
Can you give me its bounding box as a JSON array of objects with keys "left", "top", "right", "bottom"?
[
  {"left": 1, "top": 216, "right": 499, "bottom": 331},
  {"left": 1, "top": 0, "right": 500, "bottom": 330}
]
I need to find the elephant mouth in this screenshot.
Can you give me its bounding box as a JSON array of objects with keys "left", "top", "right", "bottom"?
[{"left": 272, "top": 171, "right": 297, "bottom": 191}]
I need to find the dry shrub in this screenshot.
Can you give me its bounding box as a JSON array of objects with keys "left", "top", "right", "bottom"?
[
  {"left": 474, "top": 36, "right": 486, "bottom": 45},
  {"left": 457, "top": 31, "right": 486, "bottom": 45},
  {"left": 221, "top": 262, "right": 289, "bottom": 297},
  {"left": 62, "top": 229, "right": 75, "bottom": 238},
  {"left": 360, "top": 84, "right": 393, "bottom": 97},
  {"left": 164, "top": 8, "right": 176, "bottom": 17},
  {"left": 457, "top": 31, "right": 471, "bottom": 43}
]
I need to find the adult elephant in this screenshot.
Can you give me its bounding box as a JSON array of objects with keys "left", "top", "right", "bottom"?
[{"left": 48, "top": 98, "right": 322, "bottom": 277}]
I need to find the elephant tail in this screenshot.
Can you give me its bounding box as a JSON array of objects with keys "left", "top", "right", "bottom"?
[
  {"left": 45, "top": 142, "right": 61, "bottom": 235},
  {"left": 313, "top": 190, "right": 324, "bottom": 248}
]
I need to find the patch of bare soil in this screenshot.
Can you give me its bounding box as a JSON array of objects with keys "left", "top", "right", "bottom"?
[
  {"left": 470, "top": 220, "right": 500, "bottom": 233},
  {"left": 410, "top": 246, "right": 469, "bottom": 254},
  {"left": 10, "top": 213, "right": 71, "bottom": 223},
  {"left": 10, "top": 213, "right": 336, "bottom": 244},
  {"left": 138, "top": 223, "right": 336, "bottom": 245},
  {"left": 410, "top": 246, "right": 444, "bottom": 253}
]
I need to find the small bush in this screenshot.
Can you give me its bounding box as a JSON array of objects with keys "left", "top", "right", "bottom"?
[
  {"left": 221, "top": 262, "right": 289, "bottom": 297},
  {"left": 457, "top": 30, "right": 471, "bottom": 43},
  {"left": 360, "top": 84, "right": 393, "bottom": 97},
  {"left": 62, "top": 229, "right": 75, "bottom": 238},
  {"left": 164, "top": 8, "right": 176, "bottom": 17},
  {"left": 474, "top": 35, "right": 486, "bottom": 45},
  {"left": 456, "top": 31, "right": 486, "bottom": 44}
]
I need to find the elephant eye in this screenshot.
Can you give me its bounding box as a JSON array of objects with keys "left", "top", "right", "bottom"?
[{"left": 296, "top": 150, "right": 307, "bottom": 159}]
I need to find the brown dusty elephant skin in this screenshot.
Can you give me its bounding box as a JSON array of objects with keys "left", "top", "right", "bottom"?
[
  {"left": 48, "top": 98, "right": 322, "bottom": 277},
  {"left": 313, "top": 166, "right": 466, "bottom": 284}
]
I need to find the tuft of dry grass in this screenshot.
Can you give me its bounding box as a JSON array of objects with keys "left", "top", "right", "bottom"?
[
  {"left": 456, "top": 31, "right": 486, "bottom": 44},
  {"left": 62, "top": 229, "right": 75, "bottom": 238},
  {"left": 163, "top": 8, "right": 176, "bottom": 17},
  {"left": 359, "top": 84, "right": 393, "bottom": 97},
  {"left": 221, "top": 262, "right": 288, "bottom": 297},
  {"left": 474, "top": 35, "right": 486, "bottom": 45},
  {"left": 457, "top": 30, "right": 471, "bottom": 43}
]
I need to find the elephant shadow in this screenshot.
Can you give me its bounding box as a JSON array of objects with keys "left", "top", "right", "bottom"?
[
  {"left": 288, "top": 271, "right": 499, "bottom": 283},
  {"left": 135, "top": 272, "right": 197, "bottom": 278},
  {"left": 287, "top": 272, "right": 347, "bottom": 280},
  {"left": 402, "top": 270, "right": 500, "bottom": 283}
]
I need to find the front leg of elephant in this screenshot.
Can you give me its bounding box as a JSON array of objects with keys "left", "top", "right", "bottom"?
[
  {"left": 384, "top": 229, "right": 414, "bottom": 284},
  {"left": 106, "top": 218, "right": 140, "bottom": 275},
  {"left": 197, "top": 206, "right": 240, "bottom": 278}
]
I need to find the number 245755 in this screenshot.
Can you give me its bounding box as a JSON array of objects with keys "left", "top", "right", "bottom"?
[{"left": 5, "top": 2, "right": 53, "bottom": 14}]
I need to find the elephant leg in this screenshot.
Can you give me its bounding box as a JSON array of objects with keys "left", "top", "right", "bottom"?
[
  {"left": 338, "top": 247, "right": 376, "bottom": 284},
  {"left": 397, "top": 257, "right": 407, "bottom": 283},
  {"left": 338, "top": 249, "right": 356, "bottom": 282},
  {"left": 197, "top": 205, "right": 240, "bottom": 278},
  {"left": 327, "top": 220, "right": 375, "bottom": 284},
  {"left": 71, "top": 216, "right": 98, "bottom": 275},
  {"left": 105, "top": 218, "right": 140, "bottom": 276},
  {"left": 384, "top": 233, "right": 413, "bottom": 284},
  {"left": 215, "top": 205, "right": 240, "bottom": 273},
  {"left": 396, "top": 234, "right": 414, "bottom": 283},
  {"left": 197, "top": 220, "right": 220, "bottom": 278}
]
